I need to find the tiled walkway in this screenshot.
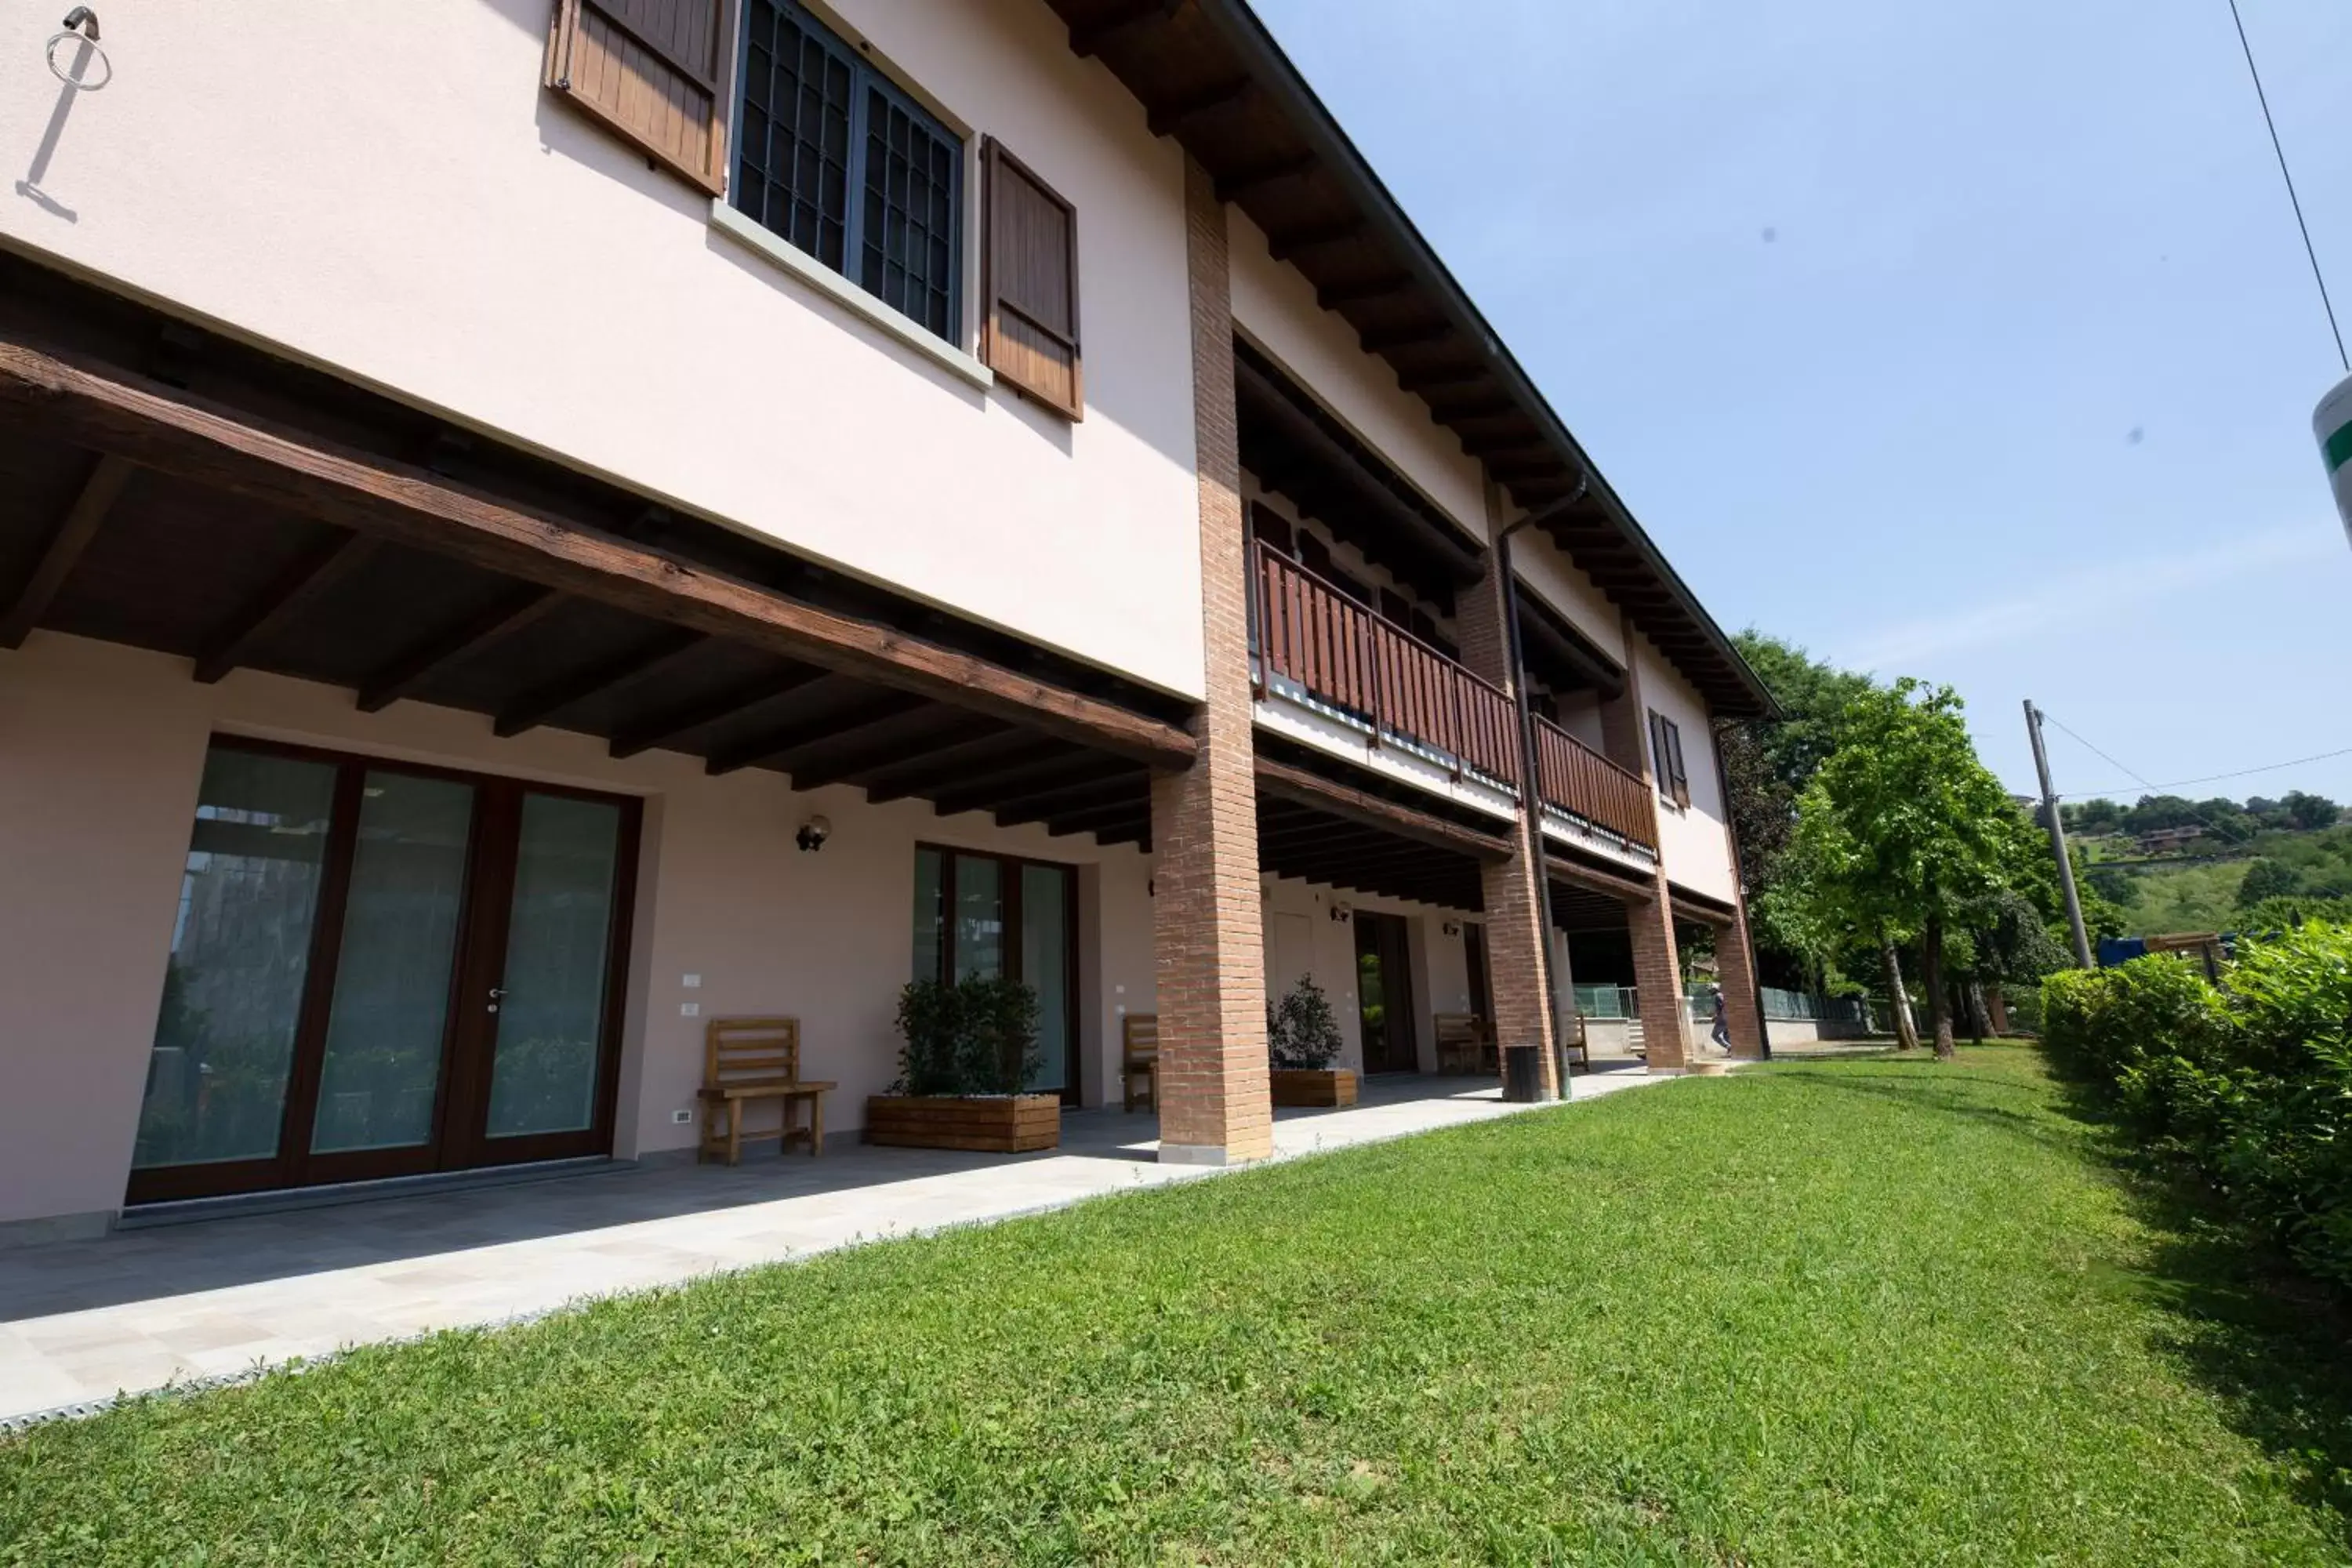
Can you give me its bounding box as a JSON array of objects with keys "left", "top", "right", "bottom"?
[{"left": 0, "top": 1066, "right": 1666, "bottom": 1427}]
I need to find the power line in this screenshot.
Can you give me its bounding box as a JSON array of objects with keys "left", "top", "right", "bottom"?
[
  {"left": 2038, "top": 713, "right": 2155, "bottom": 793},
  {"left": 2051, "top": 741, "right": 2352, "bottom": 800},
  {"left": 2227, "top": 0, "right": 2348, "bottom": 372}
]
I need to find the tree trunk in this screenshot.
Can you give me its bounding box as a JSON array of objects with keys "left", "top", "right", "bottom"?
[
  {"left": 1965, "top": 981, "right": 1987, "bottom": 1045},
  {"left": 1922, "top": 913, "right": 1957, "bottom": 1059},
  {"left": 1879, "top": 932, "right": 1921, "bottom": 1052}
]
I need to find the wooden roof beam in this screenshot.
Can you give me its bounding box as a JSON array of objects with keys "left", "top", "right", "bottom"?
[
  {"left": 862, "top": 734, "right": 1066, "bottom": 804},
  {"left": 1216, "top": 153, "right": 1315, "bottom": 203},
  {"left": 1, "top": 452, "right": 135, "bottom": 650},
  {"left": 1395, "top": 364, "right": 1487, "bottom": 394},
  {"left": 1147, "top": 77, "right": 1252, "bottom": 136},
  {"left": 1265, "top": 216, "right": 1364, "bottom": 261},
  {"left": 1359, "top": 321, "right": 1454, "bottom": 355},
  {"left": 357, "top": 586, "right": 561, "bottom": 713},
  {"left": 609, "top": 667, "right": 830, "bottom": 760},
  {"left": 194, "top": 531, "right": 378, "bottom": 684},
  {"left": 1316, "top": 272, "right": 1414, "bottom": 310},
  {"left": 1069, "top": 0, "right": 1176, "bottom": 58},
  {"left": 705, "top": 689, "right": 929, "bottom": 777},
  {"left": 928, "top": 750, "right": 1125, "bottom": 817},
  {"left": 493, "top": 628, "right": 707, "bottom": 739},
  {"left": 1254, "top": 757, "right": 1509, "bottom": 861},
  {"left": 787, "top": 714, "right": 1012, "bottom": 793},
  {"left": 0, "top": 336, "right": 1197, "bottom": 769}
]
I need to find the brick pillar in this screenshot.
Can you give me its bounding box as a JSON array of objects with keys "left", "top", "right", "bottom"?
[
  {"left": 1456, "top": 494, "right": 1559, "bottom": 1097},
  {"left": 1708, "top": 725, "right": 1767, "bottom": 1061},
  {"left": 1152, "top": 155, "right": 1272, "bottom": 1167},
  {"left": 1599, "top": 612, "right": 1688, "bottom": 1071},
  {"left": 1712, "top": 916, "right": 1766, "bottom": 1058}
]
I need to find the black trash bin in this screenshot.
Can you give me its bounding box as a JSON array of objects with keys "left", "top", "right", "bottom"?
[{"left": 1501, "top": 1044, "right": 1547, "bottom": 1102}]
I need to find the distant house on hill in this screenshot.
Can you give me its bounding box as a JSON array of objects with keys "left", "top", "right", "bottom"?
[{"left": 2139, "top": 825, "right": 2207, "bottom": 855}]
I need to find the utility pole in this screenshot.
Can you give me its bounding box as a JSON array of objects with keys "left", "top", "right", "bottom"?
[{"left": 2024, "top": 700, "right": 2094, "bottom": 968}]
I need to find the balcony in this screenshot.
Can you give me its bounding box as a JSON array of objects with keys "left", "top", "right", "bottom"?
[
  {"left": 1534, "top": 714, "right": 1656, "bottom": 852},
  {"left": 1253, "top": 543, "right": 1519, "bottom": 791}
]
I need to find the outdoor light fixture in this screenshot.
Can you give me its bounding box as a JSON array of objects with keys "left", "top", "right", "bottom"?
[
  {"left": 1330, "top": 902, "right": 1352, "bottom": 924},
  {"left": 1441, "top": 920, "right": 1461, "bottom": 937},
  {"left": 794, "top": 815, "right": 830, "bottom": 853}
]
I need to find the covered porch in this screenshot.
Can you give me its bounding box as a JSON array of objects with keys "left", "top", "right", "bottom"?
[{"left": 0, "top": 1068, "right": 1664, "bottom": 1429}]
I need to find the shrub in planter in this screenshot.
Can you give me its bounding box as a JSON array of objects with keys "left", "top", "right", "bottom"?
[
  {"left": 1268, "top": 976, "right": 1343, "bottom": 1069},
  {"left": 891, "top": 975, "right": 1043, "bottom": 1097},
  {"left": 877, "top": 975, "right": 1054, "bottom": 1152},
  {"left": 1267, "top": 976, "right": 1355, "bottom": 1106}
]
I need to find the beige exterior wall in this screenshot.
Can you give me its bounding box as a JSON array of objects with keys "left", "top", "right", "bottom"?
[
  {"left": 0, "top": 634, "right": 1156, "bottom": 1232},
  {"left": 1228, "top": 213, "right": 1489, "bottom": 543},
  {"left": 1260, "top": 876, "right": 1474, "bottom": 1076},
  {"left": 1512, "top": 529, "right": 1632, "bottom": 668},
  {"left": 0, "top": 0, "right": 1206, "bottom": 699},
  {"left": 1629, "top": 628, "right": 1740, "bottom": 906}
]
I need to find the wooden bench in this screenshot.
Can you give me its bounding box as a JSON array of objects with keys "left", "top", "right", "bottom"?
[
  {"left": 1434, "top": 1013, "right": 1491, "bottom": 1076},
  {"left": 1121, "top": 1013, "right": 1159, "bottom": 1113},
  {"left": 698, "top": 1017, "right": 836, "bottom": 1164}
]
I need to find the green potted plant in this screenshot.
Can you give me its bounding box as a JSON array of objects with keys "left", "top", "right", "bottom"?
[
  {"left": 1267, "top": 975, "right": 1357, "bottom": 1107},
  {"left": 866, "top": 974, "right": 1060, "bottom": 1152}
]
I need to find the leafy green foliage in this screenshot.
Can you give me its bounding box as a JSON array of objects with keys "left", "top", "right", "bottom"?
[
  {"left": 1265, "top": 975, "right": 1342, "bottom": 1069},
  {"left": 892, "top": 975, "right": 1042, "bottom": 1096},
  {"left": 9, "top": 1051, "right": 2352, "bottom": 1563},
  {"left": 2239, "top": 857, "right": 2303, "bottom": 909},
  {"left": 2046, "top": 925, "right": 2352, "bottom": 1290},
  {"left": 2236, "top": 895, "right": 2352, "bottom": 934}
]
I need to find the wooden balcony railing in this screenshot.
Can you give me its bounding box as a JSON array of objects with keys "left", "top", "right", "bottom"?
[
  {"left": 1534, "top": 713, "right": 1656, "bottom": 851},
  {"left": 1254, "top": 544, "right": 1520, "bottom": 789}
]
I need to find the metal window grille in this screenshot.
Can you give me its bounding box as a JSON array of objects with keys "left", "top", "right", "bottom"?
[{"left": 734, "top": 0, "right": 962, "bottom": 341}]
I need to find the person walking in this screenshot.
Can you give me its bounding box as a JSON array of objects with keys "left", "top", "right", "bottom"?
[{"left": 1708, "top": 982, "right": 1730, "bottom": 1053}]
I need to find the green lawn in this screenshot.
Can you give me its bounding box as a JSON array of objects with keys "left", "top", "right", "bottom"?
[{"left": 9, "top": 1048, "right": 2352, "bottom": 1565}]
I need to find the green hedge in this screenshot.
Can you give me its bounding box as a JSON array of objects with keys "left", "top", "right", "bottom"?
[{"left": 2043, "top": 923, "right": 2352, "bottom": 1288}]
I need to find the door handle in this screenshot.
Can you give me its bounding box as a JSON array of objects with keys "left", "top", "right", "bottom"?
[{"left": 488, "top": 985, "right": 506, "bottom": 1014}]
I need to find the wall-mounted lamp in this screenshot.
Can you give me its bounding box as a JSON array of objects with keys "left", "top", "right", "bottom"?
[
  {"left": 1329, "top": 902, "right": 1352, "bottom": 924},
  {"left": 47, "top": 6, "right": 110, "bottom": 89},
  {"left": 1441, "top": 920, "right": 1461, "bottom": 938},
  {"left": 794, "top": 814, "right": 831, "bottom": 853}
]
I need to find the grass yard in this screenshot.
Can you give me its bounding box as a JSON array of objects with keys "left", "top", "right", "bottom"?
[{"left": 9, "top": 1047, "right": 2352, "bottom": 1565}]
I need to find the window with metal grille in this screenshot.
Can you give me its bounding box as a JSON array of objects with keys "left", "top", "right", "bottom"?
[{"left": 732, "top": 0, "right": 962, "bottom": 342}]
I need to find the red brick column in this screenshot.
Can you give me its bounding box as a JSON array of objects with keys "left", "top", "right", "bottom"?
[
  {"left": 1456, "top": 500, "right": 1559, "bottom": 1098},
  {"left": 1711, "top": 913, "right": 1766, "bottom": 1058},
  {"left": 1152, "top": 154, "right": 1272, "bottom": 1166},
  {"left": 1599, "top": 614, "right": 1689, "bottom": 1071}
]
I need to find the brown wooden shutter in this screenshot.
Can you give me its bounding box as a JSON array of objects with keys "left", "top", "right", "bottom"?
[
  {"left": 982, "top": 140, "right": 1083, "bottom": 419},
  {"left": 544, "top": 0, "right": 735, "bottom": 195}
]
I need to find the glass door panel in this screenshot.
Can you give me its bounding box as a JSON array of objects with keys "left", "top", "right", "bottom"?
[
  {"left": 1020, "top": 865, "right": 1071, "bottom": 1092},
  {"left": 132, "top": 749, "right": 338, "bottom": 1170},
  {"left": 952, "top": 853, "right": 1003, "bottom": 980},
  {"left": 484, "top": 794, "right": 623, "bottom": 1139},
  {"left": 308, "top": 772, "right": 474, "bottom": 1154}
]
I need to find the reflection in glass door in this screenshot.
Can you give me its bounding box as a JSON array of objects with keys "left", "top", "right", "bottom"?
[
  {"left": 132, "top": 748, "right": 338, "bottom": 1174},
  {"left": 484, "top": 794, "right": 624, "bottom": 1141},
  {"left": 309, "top": 773, "right": 475, "bottom": 1156}
]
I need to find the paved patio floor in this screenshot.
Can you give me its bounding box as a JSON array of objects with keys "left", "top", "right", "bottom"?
[{"left": 0, "top": 1065, "right": 1666, "bottom": 1428}]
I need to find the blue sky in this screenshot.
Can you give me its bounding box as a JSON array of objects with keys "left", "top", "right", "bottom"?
[{"left": 1253, "top": 0, "right": 2352, "bottom": 806}]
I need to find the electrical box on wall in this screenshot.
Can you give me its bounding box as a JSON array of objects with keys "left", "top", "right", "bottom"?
[{"left": 672, "top": 1109, "right": 693, "bottom": 1125}]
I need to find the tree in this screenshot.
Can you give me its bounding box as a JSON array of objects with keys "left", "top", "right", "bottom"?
[
  {"left": 2073, "top": 797, "right": 2123, "bottom": 833},
  {"left": 1784, "top": 681, "right": 2024, "bottom": 1059},
  {"left": 2284, "top": 791, "right": 2342, "bottom": 831},
  {"left": 1717, "top": 632, "right": 1876, "bottom": 978},
  {"left": 2238, "top": 858, "right": 2303, "bottom": 909}
]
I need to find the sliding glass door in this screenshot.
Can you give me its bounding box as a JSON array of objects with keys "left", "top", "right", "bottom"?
[
  {"left": 127, "top": 739, "right": 638, "bottom": 1204},
  {"left": 909, "top": 846, "right": 1080, "bottom": 1098}
]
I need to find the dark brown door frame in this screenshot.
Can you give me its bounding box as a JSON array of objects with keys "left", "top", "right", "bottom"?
[
  {"left": 915, "top": 842, "right": 1083, "bottom": 1104},
  {"left": 1352, "top": 909, "right": 1420, "bottom": 1074},
  {"left": 125, "top": 736, "right": 641, "bottom": 1207}
]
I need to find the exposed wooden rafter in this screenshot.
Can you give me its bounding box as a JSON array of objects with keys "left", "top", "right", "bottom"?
[
  {"left": 706, "top": 690, "right": 929, "bottom": 777},
  {"left": 194, "top": 532, "right": 378, "bottom": 684},
  {"left": 0, "top": 452, "right": 135, "bottom": 649},
  {"left": 0, "top": 337, "right": 1200, "bottom": 766},
  {"left": 786, "top": 714, "right": 1011, "bottom": 793},
  {"left": 1146, "top": 77, "right": 1251, "bottom": 136},
  {"left": 492, "top": 629, "right": 708, "bottom": 739},
  {"left": 1068, "top": 0, "right": 1174, "bottom": 58},
  {"left": 1315, "top": 272, "right": 1415, "bottom": 310},
  {"left": 608, "top": 668, "right": 830, "bottom": 760},
  {"left": 1215, "top": 153, "right": 1314, "bottom": 203},
  {"left": 356, "top": 587, "right": 561, "bottom": 713},
  {"left": 1263, "top": 216, "right": 1363, "bottom": 261}
]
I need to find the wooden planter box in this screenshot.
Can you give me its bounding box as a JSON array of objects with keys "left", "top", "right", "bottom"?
[
  {"left": 1270, "top": 1067, "right": 1358, "bottom": 1108},
  {"left": 864, "top": 1094, "right": 1061, "bottom": 1153}
]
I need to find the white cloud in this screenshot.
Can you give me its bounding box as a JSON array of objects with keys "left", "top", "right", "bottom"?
[{"left": 1839, "top": 522, "right": 2339, "bottom": 673}]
